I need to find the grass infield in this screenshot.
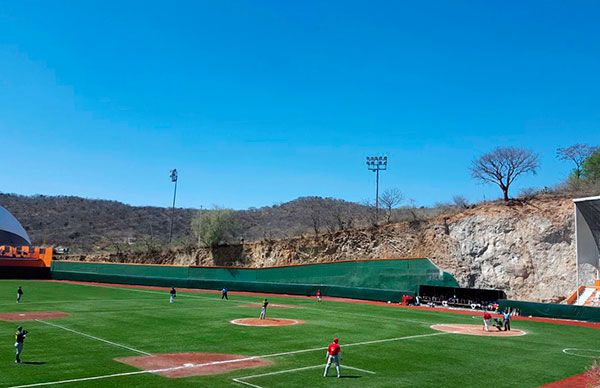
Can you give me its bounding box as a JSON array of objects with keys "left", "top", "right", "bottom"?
[{"left": 0, "top": 280, "right": 599, "bottom": 387}]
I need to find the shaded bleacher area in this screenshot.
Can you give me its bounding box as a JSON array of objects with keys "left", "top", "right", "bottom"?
[{"left": 417, "top": 285, "right": 507, "bottom": 311}]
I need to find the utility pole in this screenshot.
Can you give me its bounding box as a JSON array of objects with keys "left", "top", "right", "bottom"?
[
  {"left": 366, "top": 156, "right": 388, "bottom": 217},
  {"left": 169, "top": 169, "right": 178, "bottom": 244}
]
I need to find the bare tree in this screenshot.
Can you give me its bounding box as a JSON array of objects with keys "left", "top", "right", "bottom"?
[
  {"left": 557, "top": 144, "right": 598, "bottom": 181},
  {"left": 360, "top": 199, "right": 379, "bottom": 226},
  {"left": 452, "top": 195, "right": 469, "bottom": 209},
  {"left": 471, "top": 147, "right": 539, "bottom": 202},
  {"left": 329, "top": 201, "right": 356, "bottom": 231},
  {"left": 309, "top": 208, "right": 322, "bottom": 236},
  {"left": 379, "top": 188, "right": 404, "bottom": 223}
]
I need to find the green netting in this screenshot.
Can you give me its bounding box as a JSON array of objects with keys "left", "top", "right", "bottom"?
[
  {"left": 498, "top": 299, "right": 600, "bottom": 323},
  {"left": 51, "top": 259, "right": 458, "bottom": 302}
]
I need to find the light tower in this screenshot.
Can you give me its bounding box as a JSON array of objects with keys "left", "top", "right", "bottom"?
[
  {"left": 366, "top": 156, "right": 388, "bottom": 216},
  {"left": 168, "top": 169, "right": 178, "bottom": 244}
]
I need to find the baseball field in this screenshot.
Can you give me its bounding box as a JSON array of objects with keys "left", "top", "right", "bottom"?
[{"left": 0, "top": 280, "right": 599, "bottom": 387}]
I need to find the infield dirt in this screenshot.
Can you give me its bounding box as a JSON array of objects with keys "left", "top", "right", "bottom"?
[
  {"left": 115, "top": 352, "right": 271, "bottom": 378},
  {"left": 0, "top": 311, "right": 69, "bottom": 321}
]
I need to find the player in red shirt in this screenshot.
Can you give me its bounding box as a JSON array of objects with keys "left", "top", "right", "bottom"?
[
  {"left": 323, "top": 337, "right": 341, "bottom": 378},
  {"left": 483, "top": 311, "right": 492, "bottom": 332},
  {"left": 316, "top": 289, "right": 322, "bottom": 302}
]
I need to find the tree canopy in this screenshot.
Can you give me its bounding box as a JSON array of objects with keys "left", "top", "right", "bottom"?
[
  {"left": 191, "top": 208, "right": 238, "bottom": 248},
  {"left": 471, "top": 147, "right": 539, "bottom": 201}
]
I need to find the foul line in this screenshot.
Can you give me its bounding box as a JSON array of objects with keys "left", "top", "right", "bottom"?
[
  {"left": 344, "top": 365, "right": 376, "bottom": 374},
  {"left": 233, "top": 364, "right": 376, "bottom": 388},
  {"left": 35, "top": 319, "right": 151, "bottom": 356},
  {"left": 6, "top": 331, "right": 446, "bottom": 388},
  {"left": 233, "top": 364, "right": 323, "bottom": 387}
]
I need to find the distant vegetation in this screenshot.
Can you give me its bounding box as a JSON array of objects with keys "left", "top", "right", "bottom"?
[
  {"left": 1, "top": 143, "right": 597, "bottom": 254},
  {"left": 0, "top": 194, "right": 442, "bottom": 253}
]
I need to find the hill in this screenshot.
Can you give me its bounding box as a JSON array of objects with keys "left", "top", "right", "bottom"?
[{"left": 1, "top": 194, "right": 429, "bottom": 252}]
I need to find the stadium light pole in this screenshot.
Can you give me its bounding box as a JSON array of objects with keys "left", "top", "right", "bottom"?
[
  {"left": 168, "top": 169, "right": 178, "bottom": 244},
  {"left": 366, "top": 156, "right": 388, "bottom": 217}
]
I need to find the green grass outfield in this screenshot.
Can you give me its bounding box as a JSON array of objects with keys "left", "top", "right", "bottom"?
[{"left": 0, "top": 280, "right": 599, "bottom": 387}]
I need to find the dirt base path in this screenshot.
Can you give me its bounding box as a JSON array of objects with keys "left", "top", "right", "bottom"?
[
  {"left": 0, "top": 311, "right": 69, "bottom": 321},
  {"left": 115, "top": 352, "right": 271, "bottom": 378}
]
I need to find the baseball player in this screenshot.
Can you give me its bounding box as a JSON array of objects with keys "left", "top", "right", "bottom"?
[
  {"left": 323, "top": 337, "right": 341, "bottom": 378},
  {"left": 492, "top": 317, "right": 503, "bottom": 331},
  {"left": 16, "top": 286, "right": 23, "bottom": 304},
  {"left": 221, "top": 287, "right": 229, "bottom": 300},
  {"left": 259, "top": 299, "right": 268, "bottom": 320},
  {"left": 503, "top": 310, "right": 511, "bottom": 331},
  {"left": 169, "top": 287, "right": 176, "bottom": 304},
  {"left": 15, "top": 326, "right": 28, "bottom": 364},
  {"left": 316, "top": 289, "right": 322, "bottom": 302},
  {"left": 482, "top": 311, "right": 492, "bottom": 332}
]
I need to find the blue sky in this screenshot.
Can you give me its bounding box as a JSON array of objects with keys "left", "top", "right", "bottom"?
[{"left": 1, "top": 1, "right": 599, "bottom": 209}]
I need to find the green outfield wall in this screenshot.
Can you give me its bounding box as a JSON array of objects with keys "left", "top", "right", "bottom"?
[
  {"left": 51, "top": 259, "right": 459, "bottom": 302},
  {"left": 498, "top": 299, "right": 600, "bottom": 323}
]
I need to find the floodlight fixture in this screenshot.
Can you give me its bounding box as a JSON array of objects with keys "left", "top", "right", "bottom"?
[
  {"left": 168, "top": 169, "right": 179, "bottom": 244},
  {"left": 366, "top": 155, "right": 388, "bottom": 216}
]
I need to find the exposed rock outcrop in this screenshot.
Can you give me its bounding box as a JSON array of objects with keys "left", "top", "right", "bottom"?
[{"left": 68, "top": 196, "right": 594, "bottom": 302}]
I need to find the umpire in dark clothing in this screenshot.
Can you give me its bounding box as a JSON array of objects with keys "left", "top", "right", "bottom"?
[{"left": 503, "top": 310, "right": 511, "bottom": 331}]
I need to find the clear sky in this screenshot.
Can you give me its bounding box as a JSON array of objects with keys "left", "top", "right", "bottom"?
[{"left": 1, "top": 1, "right": 599, "bottom": 209}]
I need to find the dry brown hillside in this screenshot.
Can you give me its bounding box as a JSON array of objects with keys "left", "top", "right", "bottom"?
[{"left": 63, "top": 195, "right": 590, "bottom": 302}]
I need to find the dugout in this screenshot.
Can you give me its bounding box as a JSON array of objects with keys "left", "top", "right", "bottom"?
[
  {"left": 418, "top": 285, "right": 506, "bottom": 307},
  {"left": 0, "top": 265, "right": 51, "bottom": 279}
]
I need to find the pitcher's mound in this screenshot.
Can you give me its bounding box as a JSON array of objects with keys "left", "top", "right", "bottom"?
[
  {"left": 115, "top": 352, "right": 271, "bottom": 378},
  {"left": 0, "top": 311, "right": 69, "bottom": 321},
  {"left": 431, "top": 324, "right": 526, "bottom": 337},
  {"left": 231, "top": 318, "right": 304, "bottom": 327}
]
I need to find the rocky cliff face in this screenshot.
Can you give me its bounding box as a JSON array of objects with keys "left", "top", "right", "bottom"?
[
  {"left": 71, "top": 196, "right": 593, "bottom": 302},
  {"left": 425, "top": 198, "right": 578, "bottom": 302}
]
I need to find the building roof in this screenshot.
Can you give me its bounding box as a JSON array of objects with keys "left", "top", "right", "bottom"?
[
  {"left": 0, "top": 205, "right": 31, "bottom": 246},
  {"left": 574, "top": 195, "right": 600, "bottom": 203}
]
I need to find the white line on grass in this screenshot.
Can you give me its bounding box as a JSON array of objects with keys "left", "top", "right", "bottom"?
[
  {"left": 35, "top": 319, "right": 151, "bottom": 356},
  {"left": 344, "top": 365, "right": 376, "bottom": 374},
  {"left": 232, "top": 379, "right": 264, "bottom": 388},
  {"left": 232, "top": 364, "right": 376, "bottom": 388},
  {"left": 562, "top": 348, "right": 600, "bottom": 358},
  {"left": 233, "top": 364, "right": 323, "bottom": 384},
  {"left": 6, "top": 331, "right": 447, "bottom": 388}
]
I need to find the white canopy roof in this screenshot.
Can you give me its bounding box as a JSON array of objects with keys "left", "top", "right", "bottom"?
[{"left": 0, "top": 205, "right": 31, "bottom": 246}]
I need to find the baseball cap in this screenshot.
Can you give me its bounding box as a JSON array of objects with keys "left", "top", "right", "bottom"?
[{"left": 333, "top": 337, "right": 339, "bottom": 343}]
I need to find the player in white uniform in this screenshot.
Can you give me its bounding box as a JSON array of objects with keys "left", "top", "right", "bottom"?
[{"left": 259, "top": 299, "right": 268, "bottom": 319}]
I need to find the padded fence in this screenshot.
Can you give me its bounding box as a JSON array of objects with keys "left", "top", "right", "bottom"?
[
  {"left": 0, "top": 266, "right": 51, "bottom": 279},
  {"left": 51, "top": 259, "right": 459, "bottom": 302},
  {"left": 498, "top": 299, "right": 600, "bottom": 323}
]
